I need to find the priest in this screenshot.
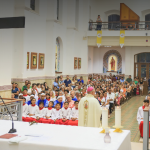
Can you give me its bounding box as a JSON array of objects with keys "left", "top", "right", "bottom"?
[{"left": 78, "top": 87, "right": 102, "bottom": 127}]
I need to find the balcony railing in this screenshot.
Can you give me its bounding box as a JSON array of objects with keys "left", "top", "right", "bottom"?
[{"left": 88, "top": 21, "right": 150, "bottom": 31}]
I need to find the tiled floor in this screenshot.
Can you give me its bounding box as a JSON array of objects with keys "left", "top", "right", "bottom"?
[{"left": 108, "top": 95, "right": 144, "bottom": 142}]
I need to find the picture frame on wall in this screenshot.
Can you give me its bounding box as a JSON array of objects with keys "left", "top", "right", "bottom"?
[
  {"left": 27, "top": 52, "right": 29, "bottom": 69},
  {"left": 38, "top": 53, "right": 45, "bottom": 69},
  {"left": 74, "top": 57, "right": 78, "bottom": 69},
  {"left": 31, "top": 52, "right": 37, "bottom": 69},
  {"left": 78, "top": 58, "right": 81, "bottom": 69}
]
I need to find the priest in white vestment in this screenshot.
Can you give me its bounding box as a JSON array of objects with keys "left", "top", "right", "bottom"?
[{"left": 78, "top": 87, "right": 102, "bottom": 128}]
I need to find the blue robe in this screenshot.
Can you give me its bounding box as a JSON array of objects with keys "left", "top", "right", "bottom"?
[
  {"left": 53, "top": 100, "right": 64, "bottom": 108},
  {"left": 36, "top": 99, "right": 49, "bottom": 107},
  {"left": 72, "top": 96, "right": 77, "bottom": 101}
]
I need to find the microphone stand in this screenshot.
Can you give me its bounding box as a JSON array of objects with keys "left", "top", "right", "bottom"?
[{"left": 0, "top": 96, "right": 17, "bottom": 133}]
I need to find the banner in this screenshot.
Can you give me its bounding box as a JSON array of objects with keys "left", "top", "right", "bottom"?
[
  {"left": 120, "top": 30, "right": 125, "bottom": 48},
  {"left": 97, "top": 30, "right": 102, "bottom": 48}
]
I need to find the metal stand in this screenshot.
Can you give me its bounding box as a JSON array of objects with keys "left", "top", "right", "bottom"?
[{"left": 143, "top": 107, "right": 149, "bottom": 150}]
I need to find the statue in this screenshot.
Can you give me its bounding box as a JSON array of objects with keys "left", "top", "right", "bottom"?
[{"left": 110, "top": 57, "right": 115, "bottom": 71}]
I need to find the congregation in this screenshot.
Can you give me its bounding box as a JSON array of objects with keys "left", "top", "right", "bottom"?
[{"left": 11, "top": 74, "right": 144, "bottom": 127}]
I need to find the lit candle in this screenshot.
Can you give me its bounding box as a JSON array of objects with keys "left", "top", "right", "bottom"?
[
  {"left": 102, "top": 107, "right": 108, "bottom": 128},
  {"left": 115, "top": 106, "right": 121, "bottom": 127}
]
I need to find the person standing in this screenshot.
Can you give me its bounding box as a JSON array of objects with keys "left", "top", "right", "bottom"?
[
  {"left": 148, "top": 77, "right": 150, "bottom": 92},
  {"left": 64, "top": 75, "right": 72, "bottom": 87},
  {"left": 78, "top": 87, "right": 102, "bottom": 128},
  {"left": 12, "top": 82, "right": 19, "bottom": 99},
  {"left": 96, "top": 15, "right": 102, "bottom": 30}
]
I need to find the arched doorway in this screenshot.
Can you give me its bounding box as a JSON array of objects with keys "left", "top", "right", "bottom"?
[
  {"left": 134, "top": 52, "right": 150, "bottom": 94},
  {"left": 145, "top": 14, "right": 150, "bottom": 27},
  {"left": 103, "top": 50, "right": 122, "bottom": 73},
  {"left": 55, "top": 37, "right": 63, "bottom": 72},
  {"left": 108, "top": 14, "right": 120, "bottom": 30}
]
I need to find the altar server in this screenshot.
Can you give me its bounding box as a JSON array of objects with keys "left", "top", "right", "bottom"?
[
  {"left": 101, "top": 92, "right": 110, "bottom": 117},
  {"left": 138, "top": 100, "right": 149, "bottom": 137},
  {"left": 22, "top": 97, "right": 28, "bottom": 121},
  {"left": 24, "top": 98, "right": 38, "bottom": 122},
  {"left": 59, "top": 102, "right": 71, "bottom": 125},
  {"left": 36, "top": 93, "right": 49, "bottom": 107},
  {"left": 51, "top": 103, "right": 62, "bottom": 124},
  {"left": 35, "top": 101, "right": 46, "bottom": 123},
  {"left": 137, "top": 99, "right": 149, "bottom": 125},
  {"left": 68, "top": 101, "right": 79, "bottom": 126},
  {"left": 42, "top": 101, "right": 54, "bottom": 124},
  {"left": 23, "top": 89, "right": 30, "bottom": 103}
]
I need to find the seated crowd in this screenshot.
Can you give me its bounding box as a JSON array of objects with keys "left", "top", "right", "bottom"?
[{"left": 11, "top": 74, "right": 141, "bottom": 126}]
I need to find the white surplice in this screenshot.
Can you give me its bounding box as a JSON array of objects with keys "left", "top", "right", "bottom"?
[
  {"left": 137, "top": 106, "right": 143, "bottom": 125},
  {"left": 70, "top": 107, "right": 78, "bottom": 120},
  {"left": 22, "top": 104, "right": 28, "bottom": 117},
  {"left": 60, "top": 107, "right": 71, "bottom": 119}
]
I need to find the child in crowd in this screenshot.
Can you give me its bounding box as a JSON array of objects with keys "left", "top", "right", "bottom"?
[
  {"left": 27, "top": 95, "right": 35, "bottom": 105},
  {"left": 46, "top": 93, "right": 50, "bottom": 101},
  {"left": 37, "top": 83, "right": 42, "bottom": 93},
  {"left": 23, "top": 89, "right": 30, "bottom": 103},
  {"left": 59, "top": 102, "right": 71, "bottom": 125},
  {"left": 24, "top": 98, "right": 38, "bottom": 122},
  {"left": 42, "top": 101, "right": 54, "bottom": 124},
  {"left": 35, "top": 101, "right": 46, "bottom": 123},
  {"left": 22, "top": 97, "right": 28, "bottom": 121},
  {"left": 68, "top": 101, "right": 79, "bottom": 126},
  {"left": 38, "top": 93, "right": 41, "bottom": 100},
  {"left": 51, "top": 103, "right": 61, "bottom": 124}
]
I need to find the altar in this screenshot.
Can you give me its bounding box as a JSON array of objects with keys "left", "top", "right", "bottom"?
[
  {"left": 0, "top": 120, "right": 131, "bottom": 150},
  {"left": 106, "top": 71, "right": 118, "bottom": 76}
]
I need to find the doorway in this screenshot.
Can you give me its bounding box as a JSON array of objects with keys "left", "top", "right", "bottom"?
[{"left": 134, "top": 53, "right": 150, "bottom": 95}]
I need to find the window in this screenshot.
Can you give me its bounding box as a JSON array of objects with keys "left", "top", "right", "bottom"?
[
  {"left": 135, "top": 53, "right": 150, "bottom": 63},
  {"left": 145, "top": 14, "right": 150, "bottom": 27},
  {"left": 30, "top": 0, "right": 35, "bottom": 11},
  {"left": 57, "top": 0, "right": 59, "bottom": 20},
  {"left": 108, "top": 14, "right": 120, "bottom": 30},
  {"left": 75, "top": 0, "right": 79, "bottom": 29}
]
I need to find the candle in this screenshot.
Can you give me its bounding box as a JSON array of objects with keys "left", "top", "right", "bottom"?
[
  {"left": 102, "top": 107, "right": 108, "bottom": 128},
  {"left": 115, "top": 106, "right": 121, "bottom": 127}
]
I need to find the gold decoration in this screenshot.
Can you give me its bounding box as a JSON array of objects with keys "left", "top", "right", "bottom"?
[
  {"left": 84, "top": 100, "right": 89, "bottom": 127},
  {"left": 113, "top": 128, "right": 123, "bottom": 133}
]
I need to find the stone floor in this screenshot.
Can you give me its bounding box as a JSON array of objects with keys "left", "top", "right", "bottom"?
[{"left": 108, "top": 95, "right": 144, "bottom": 142}]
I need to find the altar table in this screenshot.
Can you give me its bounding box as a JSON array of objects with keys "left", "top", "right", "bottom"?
[{"left": 0, "top": 120, "right": 131, "bottom": 150}]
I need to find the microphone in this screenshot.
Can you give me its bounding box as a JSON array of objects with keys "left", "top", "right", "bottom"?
[{"left": 0, "top": 96, "right": 17, "bottom": 133}]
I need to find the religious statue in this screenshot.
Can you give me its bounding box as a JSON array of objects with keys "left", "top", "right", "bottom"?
[{"left": 110, "top": 57, "right": 115, "bottom": 71}]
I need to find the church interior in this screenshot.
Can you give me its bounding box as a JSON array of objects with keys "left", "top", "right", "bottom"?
[{"left": 0, "top": 0, "right": 150, "bottom": 150}]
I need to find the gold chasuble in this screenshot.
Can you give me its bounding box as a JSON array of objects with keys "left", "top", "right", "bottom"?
[{"left": 78, "top": 94, "right": 102, "bottom": 128}]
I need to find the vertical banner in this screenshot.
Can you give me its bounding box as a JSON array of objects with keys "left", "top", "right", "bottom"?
[
  {"left": 120, "top": 30, "right": 125, "bottom": 48},
  {"left": 97, "top": 30, "right": 102, "bottom": 48}
]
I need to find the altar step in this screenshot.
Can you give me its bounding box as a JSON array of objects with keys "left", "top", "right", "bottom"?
[
  {"left": 139, "top": 137, "right": 150, "bottom": 143},
  {"left": 131, "top": 142, "right": 150, "bottom": 150}
]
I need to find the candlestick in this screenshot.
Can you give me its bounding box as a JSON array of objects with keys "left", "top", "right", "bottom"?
[
  {"left": 100, "top": 107, "right": 109, "bottom": 133},
  {"left": 113, "top": 106, "right": 123, "bottom": 133}
]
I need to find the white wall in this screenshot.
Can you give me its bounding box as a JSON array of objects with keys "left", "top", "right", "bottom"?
[
  {"left": 11, "top": 0, "right": 90, "bottom": 80},
  {"left": 0, "top": 0, "right": 15, "bottom": 86},
  {"left": 88, "top": 46, "right": 125, "bottom": 74},
  {"left": 125, "top": 46, "right": 150, "bottom": 78}
]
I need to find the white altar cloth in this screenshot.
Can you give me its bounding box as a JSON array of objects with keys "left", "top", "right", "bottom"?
[{"left": 0, "top": 120, "right": 131, "bottom": 150}]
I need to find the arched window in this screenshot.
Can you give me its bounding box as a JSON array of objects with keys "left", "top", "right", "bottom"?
[
  {"left": 145, "top": 14, "right": 150, "bottom": 27},
  {"left": 108, "top": 14, "right": 120, "bottom": 30}
]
